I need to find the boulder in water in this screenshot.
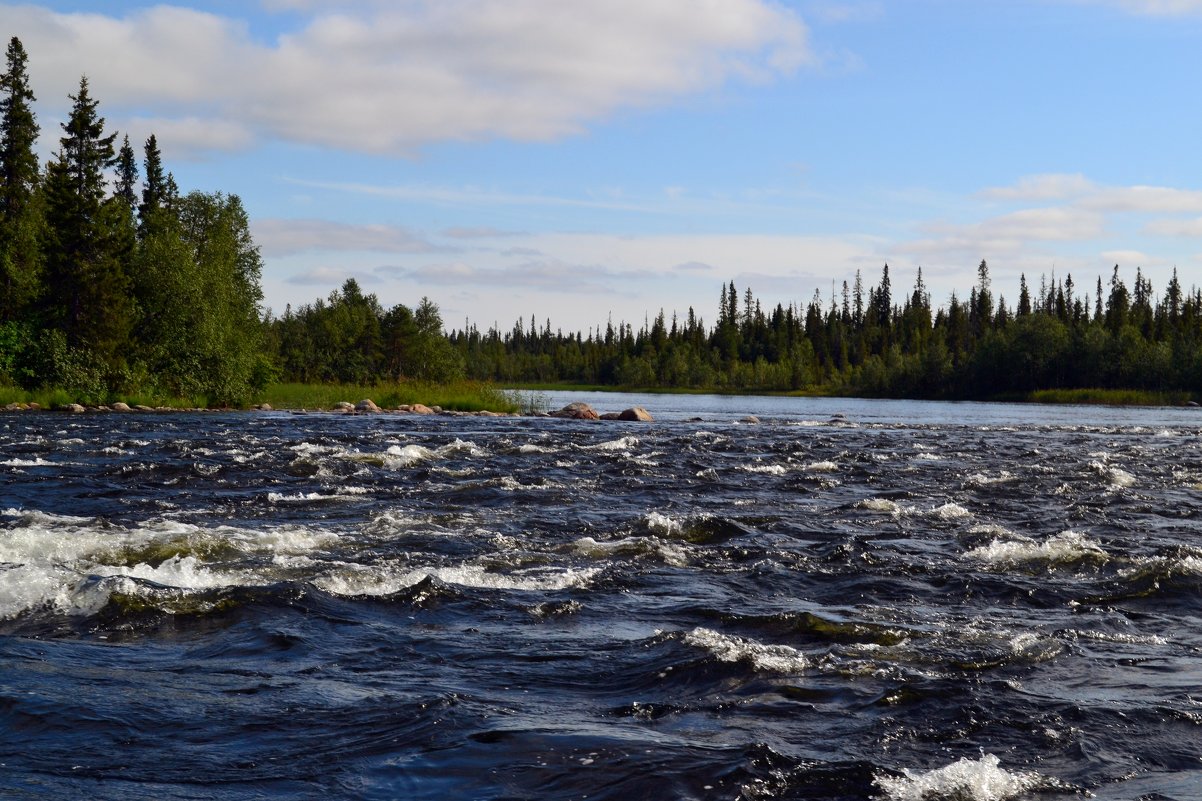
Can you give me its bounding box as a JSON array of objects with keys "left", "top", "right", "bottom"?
[
  {"left": 550, "top": 402, "right": 600, "bottom": 420},
  {"left": 618, "top": 406, "right": 653, "bottom": 422},
  {"left": 111, "top": 402, "right": 132, "bottom": 412},
  {"left": 355, "top": 399, "right": 380, "bottom": 413},
  {"left": 332, "top": 401, "right": 355, "bottom": 412},
  {"left": 410, "top": 403, "right": 435, "bottom": 415}
]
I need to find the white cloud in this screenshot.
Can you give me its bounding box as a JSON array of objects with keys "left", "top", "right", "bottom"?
[
  {"left": 1080, "top": 186, "right": 1202, "bottom": 214},
  {"left": 120, "top": 116, "right": 255, "bottom": 159},
  {"left": 6, "top": 0, "right": 814, "bottom": 156},
  {"left": 978, "top": 173, "right": 1095, "bottom": 202},
  {"left": 443, "top": 226, "right": 523, "bottom": 240},
  {"left": 1144, "top": 217, "right": 1202, "bottom": 236},
  {"left": 1100, "top": 249, "right": 1158, "bottom": 266},
  {"left": 253, "top": 219, "right": 443, "bottom": 257},
  {"left": 285, "top": 266, "right": 381, "bottom": 286}
]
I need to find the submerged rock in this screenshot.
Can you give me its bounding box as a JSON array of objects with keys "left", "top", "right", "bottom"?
[
  {"left": 550, "top": 401, "right": 600, "bottom": 420},
  {"left": 741, "top": 415, "right": 761, "bottom": 424}
]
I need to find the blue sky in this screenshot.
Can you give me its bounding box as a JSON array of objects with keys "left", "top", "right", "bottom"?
[{"left": 7, "top": 0, "right": 1202, "bottom": 331}]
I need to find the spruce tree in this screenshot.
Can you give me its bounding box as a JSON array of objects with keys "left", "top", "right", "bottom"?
[
  {"left": 41, "top": 76, "right": 131, "bottom": 360},
  {"left": 114, "top": 134, "right": 139, "bottom": 214},
  {"left": 0, "top": 36, "right": 41, "bottom": 321},
  {"left": 138, "top": 133, "right": 166, "bottom": 235}
]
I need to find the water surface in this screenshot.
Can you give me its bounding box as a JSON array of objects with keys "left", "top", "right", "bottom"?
[{"left": 2, "top": 396, "right": 1200, "bottom": 799}]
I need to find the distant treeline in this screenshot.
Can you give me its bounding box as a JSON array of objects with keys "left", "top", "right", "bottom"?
[
  {"left": 451, "top": 261, "right": 1202, "bottom": 398},
  {"left": 0, "top": 37, "right": 268, "bottom": 404},
  {"left": 269, "top": 257, "right": 1202, "bottom": 401}
]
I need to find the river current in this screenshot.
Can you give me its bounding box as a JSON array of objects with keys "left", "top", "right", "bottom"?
[{"left": 2, "top": 392, "right": 1201, "bottom": 800}]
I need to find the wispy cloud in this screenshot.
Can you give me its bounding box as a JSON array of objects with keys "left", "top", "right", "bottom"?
[
  {"left": 285, "top": 266, "right": 381, "bottom": 286},
  {"left": 253, "top": 219, "right": 444, "bottom": 257},
  {"left": 1075, "top": 0, "right": 1202, "bottom": 16},
  {"left": 380, "top": 260, "right": 639, "bottom": 295}
]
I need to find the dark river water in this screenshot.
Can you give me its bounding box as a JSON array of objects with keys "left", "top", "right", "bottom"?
[{"left": 2, "top": 393, "right": 1202, "bottom": 800}]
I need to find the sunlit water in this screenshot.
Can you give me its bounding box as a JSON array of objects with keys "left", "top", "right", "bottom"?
[{"left": 2, "top": 395, "right": 1201, "bottom": 800}]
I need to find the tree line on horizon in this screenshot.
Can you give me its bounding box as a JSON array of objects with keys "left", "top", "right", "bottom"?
[
  {"left": 270, "top": 256, "right": 1202, "bottom": 402},
  {"left": 445, "top": 259, "right": 1202, "bottom": 398}
]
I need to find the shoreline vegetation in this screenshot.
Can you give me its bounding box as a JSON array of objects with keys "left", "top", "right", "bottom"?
[
  {"left": 0, "top": 382, "right": 1195, "bottom": 415},
  {"left": 4, "top": 38, "right": 1202, "bottom": 414}
]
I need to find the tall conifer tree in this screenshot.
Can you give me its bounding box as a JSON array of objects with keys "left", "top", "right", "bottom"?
[
  {"left": 41, "top": 76, "right": 131, "bottom": 357},
  {"left": 0, "top": 36, "right": 41, "bottom": 320}
]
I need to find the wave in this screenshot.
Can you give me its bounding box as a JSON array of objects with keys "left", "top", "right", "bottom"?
[
  {"left": 874, "top": 753, "right": 1063, "bottom": 801},
  {"left": 683, "top": 627, "right": 809, "bottom": 674}
]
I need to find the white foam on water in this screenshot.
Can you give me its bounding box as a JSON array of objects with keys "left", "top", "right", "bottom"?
[
  {"left": 965, "top": 530, "right": 1106, "bottom": 567},
  {"left": 912, "top": 452, "right": 942, "bottom": 462},
  {"left": 1, "top": 457, "right": 54, "bottom": 467},
  {"left": 683, "top": 627, "right": 809, "bottom": 673},
  {"left": 696, "top": 467, "right": 719, "bottom": 479},
  {"left": 91, "top": 555, "right": 255, "bottom": 590},
  {"left": 267, "top": 491, "right": 362, "bottom": 504},
  {"left": 931, "top": 502, "right": 972, "bottom": 521},
  {"left": 740, "top": 463, "right": 788, "bottom": 475},
  {"left": 382, "top": 443, "right": 436, "bottom": 468},
  {"left": 316, "top": 563, "right": 601, "bottom": 596},
  {"left": 804, "top": 461, "right": 839, "bottom": 473},
  {"left": 965, "top": 471, "right": 1015, "bottom": 487},
  {"left": 1066, "top": 628, "right": 1168, "bottom": 646},
  {"left": 290, "top": 442, "right": 341, "bottom": 455},
  {"left": 0, "top": 511, "right": 340, "bottom": 619},
  {"left": 874, "top": 754, "right": 1045, "bottom": 801},
  {"left": 518, "top": 443, "right": 557, "bottom": 454},
  {"left": 571, "top": 536, "right": 689, "bottom": 568},
  {"left": 584, "top": 436, "right": 640, "bottom": 452},
  {"left": 856, "top": 498, "right": 900, "bottom": 514},
  {"left": 966, "top": 523, "right": 1014, "bottom": 538},
  {"left": 1090, "top": 460, "right": 1135, "bottom": 488},
  {"left": 439, "top": 438, "right": 487, "bottom": 458}
]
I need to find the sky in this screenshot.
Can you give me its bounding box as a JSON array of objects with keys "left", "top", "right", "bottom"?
[{"left": 5, "top": 0, "right": 1202, "bottom": 333}]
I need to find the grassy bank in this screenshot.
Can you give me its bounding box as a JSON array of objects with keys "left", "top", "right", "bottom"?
[
  {"left": 0, "top": 380, "right": 521, "bottom": 413},
  {"left": 255, "top": 381, "right": 521, "bottom": 413},
  {"left": 1022, "top": 388, "right": 1195, "bottom": 407}
]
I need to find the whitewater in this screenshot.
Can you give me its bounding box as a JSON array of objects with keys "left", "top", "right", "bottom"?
[{"left": 2, "top": 392, "right": 1200, "bottom": 800}]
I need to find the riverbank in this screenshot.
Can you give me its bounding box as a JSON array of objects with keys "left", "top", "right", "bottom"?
[
  {"left": 509, "top": 382, "right": 1198, "bottom": 408},
  {"left": 0, "top": 380, "right": 524, "bottom": 414}
]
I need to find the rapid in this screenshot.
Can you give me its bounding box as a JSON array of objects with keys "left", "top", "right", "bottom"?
[{"left": 2, "top": 393, "right": 1201, "bottom": 800}]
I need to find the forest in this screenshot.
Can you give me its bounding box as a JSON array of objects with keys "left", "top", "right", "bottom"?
[
  {"left": 0, "top": 37, "right": 270, "bottom": 405},
  {"left": 276, "top": 259, "right": 1202, "bottom": 401},
  {"left": 5, "top": 35, "right": 1202, "bottom": 406}
]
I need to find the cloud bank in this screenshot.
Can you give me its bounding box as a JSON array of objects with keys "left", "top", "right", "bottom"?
[{"left": 5, "top": 0, "right": 813, "bottom": 157}]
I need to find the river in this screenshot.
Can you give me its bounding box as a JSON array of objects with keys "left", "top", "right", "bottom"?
[{"left": 2, "top": 394, "right": 1200, "bottom": 800}]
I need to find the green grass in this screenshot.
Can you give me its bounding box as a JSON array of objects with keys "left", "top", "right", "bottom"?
[
  {"left": 0, "top": 380, "right": 520, "bottom": 413},
  {"left": 1025, "top": 388, "right": 1194, "bottom": 407},
  {"left": 255, "top": 381, "right": 520, "bottom": 413},
  {"left": 0, "top": 386, "right": 200, "bottom": 409}
]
